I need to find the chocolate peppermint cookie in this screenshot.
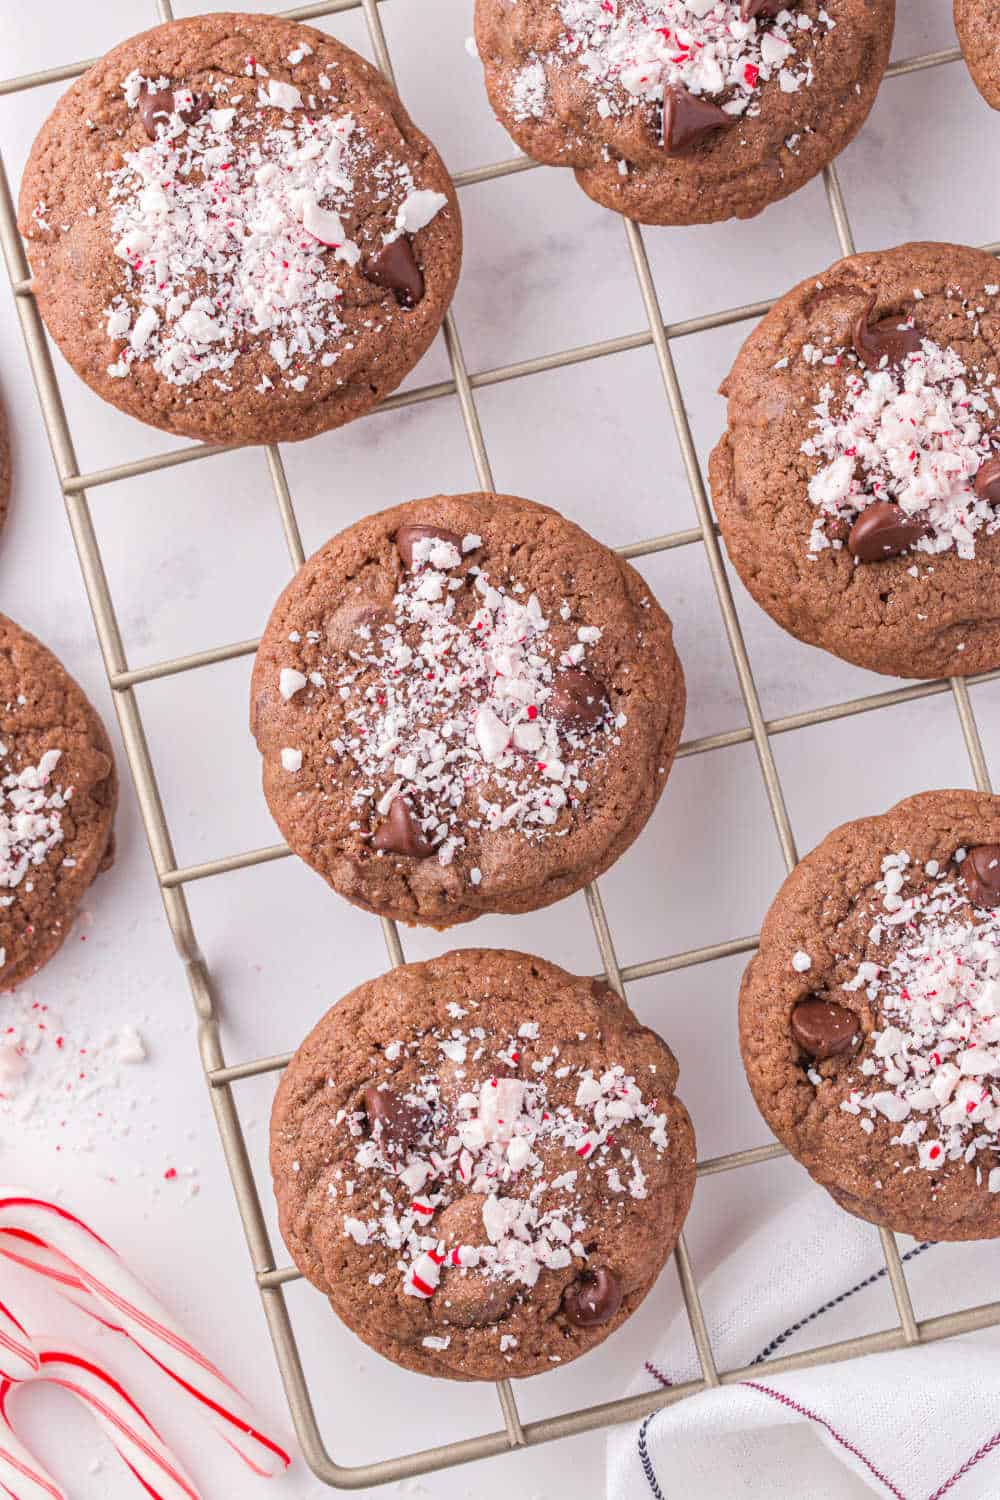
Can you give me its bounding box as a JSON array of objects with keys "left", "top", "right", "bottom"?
[
  {"left": 271, "top": 948, "right": 696, "bottom": 1378},
  {"left": 251, "top": 492, "right": 685, "bottom": 928},
  {"left": 0, "top": 391, "right": 9, "bottom": 539},
  {"left": 711, "top": 242, "right": 1000, "bottom": 679},
  {"left": 741, "top": 790, "right": 1000, "bottom": 1241},
  {"left": 955, "top": 1, "right": 1000, "bottom": 110},
  {"left": 474, "top": 1, "right": 895, "bottom": 225},
  {"left": 0, "top": 615, "right": 117, "bottom": 990},
  {"left": 18, "top": 13, "right": 461, "bottom": 445}
]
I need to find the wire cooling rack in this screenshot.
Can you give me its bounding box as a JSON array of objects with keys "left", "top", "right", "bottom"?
[{"left": 3, "top": 1, "right": 1000, "bottom": 1488}]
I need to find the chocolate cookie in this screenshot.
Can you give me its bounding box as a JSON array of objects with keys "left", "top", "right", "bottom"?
[
  {"left": 251, "top": 493, "right": 685, "bottom": 928},
  {"left": 955, "top": 0, "right": 1000, "bottom": 110},
  {"left": 711, "top": 241, "right": 1000, "bottom": 680},
  {"left": 741, "top": 789, "right": 1000, "bottom": 1241},
  {"left": 0, "top": 615, "right": 117, "bottom": 990},
  {"left": 474, "top": 1, "right": 895, "bottom": 225},
  {"left": 0, "top": 391, "right": 9, "bottom": 539},
  {"left": 18, "top": 13, "right": 461, "bottom": 445},
  {"left": 270, "top": 948, "right": 696, "bottom": 1378}
]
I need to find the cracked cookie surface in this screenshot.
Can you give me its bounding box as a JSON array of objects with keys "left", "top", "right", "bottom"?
[
  {"left": 0, "top": 615, "right": 117, "bottom": 990},
  {"left": 474, "top": 0, "right": 894, "bottom": 225},
  {"left": 270, "top": 948, "right": 696, "bottom": 1378},
  {"left": 251, "top": 492, "right": 685, "bottom": 927},
  {"left": 955, "top": 0, "right": 1000, "bottom": 110},
  {"left": 711, "top": 241, "right": 1000, "bottom": 679},
  {"left": 741, "top": 789, "right": 1000, "bottom": 1241},
  {"left": 18, "top": 12, "right": 461, "bottom": 444}
]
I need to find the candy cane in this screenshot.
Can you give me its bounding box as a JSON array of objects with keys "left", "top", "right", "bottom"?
[
  {"left": 0, "top": 1404, "right": 61, "bottom": 1500},
  {"left": 0, "top": 1193, "right": 290, "bottom": 1478},
  {"left": 0, "top": 1337, "right": 200, "bottom": 1500},
  {"left": 0, "top": 1303, "right": 38, "bottom": 1383}
]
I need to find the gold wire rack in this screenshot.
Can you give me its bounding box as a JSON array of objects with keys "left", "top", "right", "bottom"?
[{"left": 2, "top": 2, "right": 999, "bottom": 1488}]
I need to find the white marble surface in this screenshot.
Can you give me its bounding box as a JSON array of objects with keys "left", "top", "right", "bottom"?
[{"left": 0, "top": 2, "right": 997, "bottom": 1497}]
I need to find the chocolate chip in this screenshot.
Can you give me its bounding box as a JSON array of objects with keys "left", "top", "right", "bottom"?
[
  {"left": 177, "top": 91, "right": 211, "bottom": 127},
  {"left": 562, "top": 1267, "right": 622, "bottom": 1328},
  {"left": 362, "top": 237, "right": 424, "bottom": 308},
  {"left": 138, "top": 87, "right": 176, "bottom": 139},
  {"left": 847, "top": 501, "right": 926, "bottom": 562},
  {"left": 371, "top": 798, "right": 435, "bottom": 859},
  {"left": 852, "top": 296, "right": 923, "bottom": 372},
  {"left": 138, "top": 85, "right": 210, "bottom": 139},
  {"left": 549, "top": 670, "right": 610, "bottom": 729},
  {"left": 962, "top": 844, "right": 1000, "bottom": 908},
  {"left": 394, "top": 524, "right": 463, "bottom": 570},
  {"left": 740, "top": 0, "right": 792, "bottom": 17},
  {"left": 363, "top": 1084, "right": 429, "bottom": 1155},
  {"left": 325, "top": 600, "right": 389, "bottom": 652},
  {"left": 791, "top": 999, "right": 859, "bottom": 1060},
  {"left": 661, "top": 85, "right": 734, "bottom": 155},
  {"left": 432, "top": 1197, "right": 517, "bottom": 1326},
  {"left": 974, "top": 457, "right": 1000, "bottom": 506}
]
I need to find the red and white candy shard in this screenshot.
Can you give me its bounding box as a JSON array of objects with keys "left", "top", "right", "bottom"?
[
  {"left": 801, "top": 309, "right": 1000, "bottom": 560},
  {"left": 837, "top": 854, "right": 1000, "bottom": 1189},
  {"left": 504, "top": 0, "right": 826, "bottom": 126},
  {"left": 404, "top": 1247, "right": 445, "bottom": 1299},
  {"left": 301, "top": 197, "right": 346, "bottom": 246},
  {"left": 394, "top": 189, "right": 448, "bottom": 234},
  {"left": 279, "top": 533, "right": 620, "bottom": 874},
  {"left": 338, "top": 1020, "right": 670, "bottom": 1300},
  {"left": 96, "top": 57, "right": 448, "bottom": 395}
]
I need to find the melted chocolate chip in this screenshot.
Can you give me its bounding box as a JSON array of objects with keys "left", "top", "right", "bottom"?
[
  {"left": 847, "top": 501, "right": 926, "bottom": 562},
  {"left": 371, "top": 798, "right": 435, "bottom": 859},
  {"left": 362, "top": 1084, "right": 429, "bottom": 1154},
  {"left": 661, "top": 85, "right": 734, "bottom": 155},
  {"left": 562, "top": 1267, "right": 622, "bottom": 1328},
  {"left": 433, "top": 1198, "right": 517, "bottom": 1327},
  {"left": 974, "top": 457, "right": 1000, "bottom": 506},
  {"left": 138, "top": 85, "right": 209, "bottom": 140},
  {"left": 177, "top": 91, "right": 211, "bottom": 126},
  {"left": 325, "top": 600, "right": 389, "bottom": 652},
  {"left": 138, "top": 88, "right": 175, "bottom": 139},
  {"left": 962, "top": 844, "right": 1000, "bottom": 908},
  {"left": 394, "top": 524, "right": 463, "bottom": 570},
  {"left": 852, "top": 296, "right": 923, "bottom": 372},
  {"left": 791, "top": 999, "right": 858, "bottom": 1060},
  {"left": 549, "top": 669, "right": 610, "bottom": 729},
  {"left": 362, "top": 237, "right": 424, "bottom": 308}
]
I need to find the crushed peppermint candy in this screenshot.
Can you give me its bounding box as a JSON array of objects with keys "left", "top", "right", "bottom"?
[
  {"left": 505, "top": 1, "right": 829, "bottom": 125},
  {"left": 326, "top": 1007, "right": 671, "bottom": 1308},
  {"left": 0, "top": 745, "right": 68, "bottom": 914},
  {"left": 79, "top": 64, "right": 448, "bottom": 394},
  {"left": 281, "top": 536, "right": 619, "bottom": 873},
  {"left": 833, "top": 850, "right": 1000, "bottom": 1187},
  {"left": 800, "top": 307, "right": 1000, "bottom": 559}
]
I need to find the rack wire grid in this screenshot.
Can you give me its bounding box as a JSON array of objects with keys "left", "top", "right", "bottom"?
[{"left": 2, "top": 1, "right": 1000, "bottom": 1488}]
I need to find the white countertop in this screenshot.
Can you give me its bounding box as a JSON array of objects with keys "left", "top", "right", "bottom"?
[{"left": 0, "top": 2, "right": 997, "bottom": 1497}]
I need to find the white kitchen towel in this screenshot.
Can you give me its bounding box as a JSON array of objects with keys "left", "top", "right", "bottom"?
[{"left": 607, "top": 1187, "right": 1000, "bottom": 1500}]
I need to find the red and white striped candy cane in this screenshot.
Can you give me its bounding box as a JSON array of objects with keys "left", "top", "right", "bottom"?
[
  {"left": 0, "top": 1404, "right": 60, "bottom": 1500},
  {"left": 0, "top": 1193, "right": 289, "bottom": 1478},
  {"left": 0, "top": 1302, "right": 38, "bottom": 1383},
  {"left": 0, "top": 1337, "right": 201, "bottom": 1500}
]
